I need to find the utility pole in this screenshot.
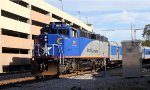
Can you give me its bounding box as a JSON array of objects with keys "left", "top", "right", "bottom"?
[
  {"left": 77, "top": 11, "right": 81, "bottom": 20},
  {"left": 134, "top": 29, "right": 143, "bottom": 40},
  {"left": 132, "top": 24, "right": 143, "bottom": 40},
  {"left": 131, "top": 24, "right": 133, "bottom": 41},
  {"left": 85, "top": 17, "right": 88, "bottom": 24},
  {"left": 59, "top": 0, "right": 63, "bottom": 11}
]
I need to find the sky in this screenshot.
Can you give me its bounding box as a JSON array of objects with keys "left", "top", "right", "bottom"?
[{"left": 43, "top": 0, "right": 150, "bottom": 42}]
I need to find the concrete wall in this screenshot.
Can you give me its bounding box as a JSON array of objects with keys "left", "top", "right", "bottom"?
[
  {"left": 30, "top": 25, "right": 41, "bottom": 35},
  {"left": 30, "top": 10, "right": 51, "bottom": 24},
  {"left": 0, "top": 8, "right": 2, "bottom": 72},
  {"left": 30, "top": 0, "right": 93, "bottom": 31}
]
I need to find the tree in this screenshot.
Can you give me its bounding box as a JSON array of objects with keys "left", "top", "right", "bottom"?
[
  {"left": 142, "top": 24, "right": 150, "bottom": 46},
  {"left": 142, "top": 40, "right": 150, "bottom": 46}
]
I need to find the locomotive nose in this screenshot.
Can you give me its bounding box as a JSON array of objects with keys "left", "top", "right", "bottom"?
[
  {"left": 46, "top": 36, "right": 63, "bottom": 56},
  {"left": 34, "top": 34, "right": 64, "bottom": 57}
]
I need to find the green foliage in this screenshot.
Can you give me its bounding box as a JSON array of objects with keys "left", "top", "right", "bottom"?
[
  {"left": 142, "top": 40, "right": 150, "bottom": 47},
  {"left": 142, "top": 30, "right": 150, "bottom": 40},
  {"left": 142, "top": 24, "right": 150, "bottom": 46}
]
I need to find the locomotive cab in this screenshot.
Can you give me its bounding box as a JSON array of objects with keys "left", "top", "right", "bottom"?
[{"left": 34, "top": 22, "right": 72, "bottom": 57}]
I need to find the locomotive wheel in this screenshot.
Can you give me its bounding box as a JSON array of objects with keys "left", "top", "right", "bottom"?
[
  {"left": 53, "top": 73, "right": 60, "bottom": 79},
  {"left": 35, "top": 76, "right": 40, "bottom": 79}
]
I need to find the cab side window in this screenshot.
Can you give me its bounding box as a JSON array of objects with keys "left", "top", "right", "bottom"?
[{"left": 72, "top": 29, "right": 78, "bottom": 38}]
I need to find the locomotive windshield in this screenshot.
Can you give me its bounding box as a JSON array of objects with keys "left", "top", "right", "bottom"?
[
  {"left": 58, "top": 29, "right": 69, "bottom": 35},
  {"left": 41, "top": 27, "right": 69, "bottom": 35},
  {"left": 41, "top": 27, "right": 57, "bottom": 34}
]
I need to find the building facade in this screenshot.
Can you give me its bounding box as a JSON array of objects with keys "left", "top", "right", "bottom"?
[{"left": 0, "top": 0, "right": 93, "bottom": 73}]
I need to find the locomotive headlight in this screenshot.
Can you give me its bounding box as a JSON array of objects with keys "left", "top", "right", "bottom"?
[
  {"left": 44, "top": 39, "right": 47, "bottom": 41},
  {"left": 44, "top": 36, "right": 47, "bottom": 39},
  {"left": 44, "top": 36, "right": 47, "bottom": 41}
]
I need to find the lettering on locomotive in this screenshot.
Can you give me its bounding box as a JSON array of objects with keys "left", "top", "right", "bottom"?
[
  {"left": 87, "top": 48, "right": 99, "bottom": 53},
  {"left": 57, "top": 38, "right": 62, "bottom": 44},
  {"left": 73, "top": 40, "right": 77, "bottom": 46}
]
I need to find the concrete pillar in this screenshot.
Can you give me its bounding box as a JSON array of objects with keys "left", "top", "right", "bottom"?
[
  {"left": 0, "top": 9, "right": 2, "bottom": 54},
  {"left": 0, "top": 9, "right": 3, "bottom": 73},
  {"left": 29, "top": 49, "right": 33, "bottom": 57},
  {"left": 28, "top": 34, "right": 33, "bottom": 57},
  {"left": 45, "top": 12, "right": 52, "bottom": 24},
  {"left": 27, "top": 4, "right": 30, "bottom": 24},
  {"left": 61, "top": 19, "right": 65, "bottom": 22},
  {"left": 0, "top": 28, "right": 2, "bottom": 54},
  {"left": 29, "top": 21, "right": 33, "bottom": 57},
  {"left": 70, "top": 22, "right": 73, "bottom": 26},
  {"left": 28, "top": 34, "right": 32, "bottom": 39},
  {"left": 47, "top": 12, "right": 52, "bottom": 17},
  {"left": 27, "top": 19, "right": 30, "bottom": 24},
  {"left": 48, "top": 12, "right": 52, "bottom": 23},
  {"left": 27, "top": 4, "right": 30, "bottom": 9},
  {"left": 28, "top": 37, "right": 32, "bottom": 55},
  {"left": 79, "top": 26, "right": 82, "bottom": 30},
  {"left": 28, "top": 3, "right": 33, "bottom": 58}
]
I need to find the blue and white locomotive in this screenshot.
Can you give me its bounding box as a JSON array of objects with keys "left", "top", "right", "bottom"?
[{"left": 31, "top": 22, "right": 122, "bottom": 78}]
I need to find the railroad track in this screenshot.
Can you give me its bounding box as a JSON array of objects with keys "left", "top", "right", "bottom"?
[
  {"left": 0, "top": 71, "right": 31, "bottom": 81},
  {"left": 0, "top": 64, "right": 149, "bottom": 89},
  {"left": 0, "top": 67, "right": 118, "bottom": 89},
  {"left": 0, "top": 77, "right": 34, "bottom": 85},
  {"left": 0, "top": 70, "right": 95, "bottom": 89}
]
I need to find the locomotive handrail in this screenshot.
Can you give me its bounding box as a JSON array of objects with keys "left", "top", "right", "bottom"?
[
  {"left": 48, "top": 44, "right": 64, "bottom": 65},
  {"left": 34, "top": 44, "right": 64, "bottom": 65},
  {"left": 59, "top": 45, "right": 64, "bottom": 64}
]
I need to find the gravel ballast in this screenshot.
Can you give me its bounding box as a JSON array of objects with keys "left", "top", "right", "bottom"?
[{"left": 4, "top": 68, "right": 150, "bottom": 90}]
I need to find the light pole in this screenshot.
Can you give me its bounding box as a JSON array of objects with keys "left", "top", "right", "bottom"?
[
  {"left": 131, "top": 25, "right": 133, "bottom": 41},
  {"left": 59, "top": 0, "right": 63, "bottom": 11},
  {"left": 133, "top": 29, "right": 143, "bottom": 40},
  {"left": 85, "top": 17, "right": 88, "bottom": 24},
  {"left": 131, "top": 24, "right": 135, "bottom": 41},
  {"left": 77, "top": 11, "right": 81, "bottom": 20},
  {"left": 131, "top": 24, "right": 143, "bottom": 40}
]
